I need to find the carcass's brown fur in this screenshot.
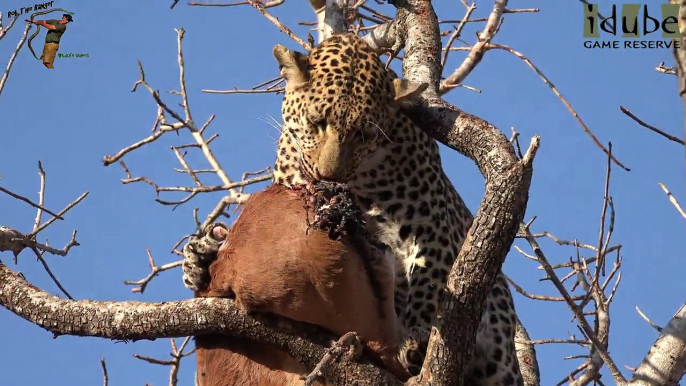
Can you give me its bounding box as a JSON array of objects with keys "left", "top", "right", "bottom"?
[{"left": 195, "top": 184, "right": 409, "bottom": 386}]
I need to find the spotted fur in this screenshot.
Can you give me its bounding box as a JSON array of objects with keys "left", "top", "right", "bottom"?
[{"left": 183, "top": 33, "right": 523, "bottom": 385}]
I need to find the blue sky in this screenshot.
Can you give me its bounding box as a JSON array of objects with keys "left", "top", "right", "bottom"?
[{"left": 0, "top": 1, "right": 684, "bottom": 385}]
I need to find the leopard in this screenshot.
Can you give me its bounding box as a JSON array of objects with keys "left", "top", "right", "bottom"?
[{"left": 182, "top": 33, "right": 523, "bottom": 386}]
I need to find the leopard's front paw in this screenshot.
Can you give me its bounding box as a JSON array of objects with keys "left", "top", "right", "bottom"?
[
  {"left": 182, "top": 222, "right": 228, "bottom": 291},
  {"left": 398, "top": 326, "right": 429, "bottom": 376}
]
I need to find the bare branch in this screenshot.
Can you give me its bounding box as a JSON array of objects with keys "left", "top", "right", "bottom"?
[
  {"left": 629, "top": 303, "right": 686, "bottom": 386},
  {"left": 658, "top": 182, "right": 686, "bottom": 220},
  {"left": 0, "top": 21, "right": 31, "bottom": 99},
  {"left": 102, "top": 122, "right": 183, "bottom": 165},
  {"left": 32, "top": 161, "right": 47, "bottom": 234},
  {"left": 594, "top": 142, "right": 613, "bottom": 276},
  {"left": 0, "top": 259, "right": 402, "bottom": 386},
  {"left": 0, "top": 185, "right": 64, "bottom": 220},
  {"left": 304, "top": 332, "right": 363, "bottom": 386},
  {"left": 188, "top": 0, "right": 284, "bottom": 8},
  {"left": 1, "top": 226, "right": 80, "bottom": 259},
  {"left": 133, "top": 337, "right": 195, "bottom": 386},
  {"left": 440, "top": 2, "right": 476, "bottom": 73},
  {"left": 438, "top": 7, "right": 539, "bottom": 24},
  {"left": 620, "top": 106, "right": 685, "bottom": 145},
  {"left": 520, "top": 224, "right": 627, "bottom": 385},
  {"left": 505, "top": 274, "right": 583, "bottom": 302},
  {"left": 485, "top": 43, "right": 629, "bottom": 171},
  {"left": 32, "top": 244, "right": 74, "bottom": 300},
  {"left": 636, "top": 306, "right": 663, "bottom": 333},
  {"left": 0, "top": 14, "right": 19, "bottom": 41},
  {"left": 656, "top": 62, "right": 677, "bottom": 76},
  {"left": 175, "top": 28, "right": 193, "bottom": 123},
  {"left": 203, "top": 87, "right": 284, "bottom": 94},
  {"left": 28, "top": 192, "right": 89, "bottom": 239},
  {"left": 249, "top": 0, "right": 311, "bottom": 50},
  {"left": 123, "top": 248, "right": 183, "bottom": 293},
  {"left": 440, "top": 0, "right": 507, "bottom": 94},
  {"left": 101, "top": 358, "right": 108, "bottom": 386},
  {"left": 515, "top": 316, "right": 541, "bottom": 386}
]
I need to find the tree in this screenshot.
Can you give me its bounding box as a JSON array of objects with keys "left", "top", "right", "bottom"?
[{"left": 1, "top": 1, "right": 685, "bottom": 385}]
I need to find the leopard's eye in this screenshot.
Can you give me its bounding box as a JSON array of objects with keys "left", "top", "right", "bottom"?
[
  {"left": 308, "top": 117, "right": 327, "bottom": 131},
  {"left": 359, "top": 123, "right": 379, "bottom": 142}
]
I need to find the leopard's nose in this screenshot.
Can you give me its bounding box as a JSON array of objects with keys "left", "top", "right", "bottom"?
[
  {"left": 317, "top": 136, "right": 346, "bottom": 181},
  {"left": 316, "top": 164, "right": 342, "bottom": 181}
]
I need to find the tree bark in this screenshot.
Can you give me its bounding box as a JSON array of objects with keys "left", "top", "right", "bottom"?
[
  {"left": 411, "top": 132, "right": 536, "bottom": 385},
  {"left": 629, "top": 303, "right": 686, "bottom": 386},
  {"left": 515, "top": 316, "right": 541, "bottom": 386},
  {"left": 0, "top": 259, "right": 401, "bottom": 386}
]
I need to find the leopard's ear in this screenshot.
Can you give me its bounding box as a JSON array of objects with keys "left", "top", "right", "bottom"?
[
  {"left": 391, "top": 79, "right": 428, "bottom": 106},
  {"left": 273, "top": 45, "right": 310, "bottom": 90}
]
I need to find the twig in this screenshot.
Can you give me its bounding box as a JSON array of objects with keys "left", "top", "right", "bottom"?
[
  {"left": 527, "top": 231, "right": 621, "bottom": 258},
  {"left": 510, "top": 127, "right": 523, "bottom": 159},
  {"left": 438, "top": 7, "right": 539, "bottom": 24},
  {"left": 102, "top": 123, "right": 184, "bottom": 166},
  {"left": 441, "top": 2, "right": 476, "bottom": 73},
  {"left": 248, "top": 0, "right": 310, "bottom": 50},
  {"left": 124, "top": 248, "right": 183, "bottom": 293},
  {"left": 122, "top": 172, "right": 271, "bottom": 195},
  {"left": 520, "top": 223, "right": 627, "bottom": 385},
  {"left": 303, "top": 332, "right": 362, "bottom": 385},
  {"left": 0, "top": 22, "right": 31, "bottom": 100},
  {"left": 101, "top": 358, "right": 108, "bottom": 386},
  {"left": 171, "top": 147, "right": 202, "bottom": 187},
  {"left": 1, "top": 227, "right": 80, "bottom": 259},
  {"left": 0, "top": 186, "right": 63, "bottom": 220},
  {"left": 658, "top": 182, "right": 686, "bottom": 220},
  {"left": 28, "top": 192, "right": 89, "bottom": 239},
  {"left": 570, "top": 250, "right": 613, "bottom": 386},
  {"left": 594, "top": 142, "right": 612, "bottom": 276},
  {"left": 516, "top": 338, "right": 589, "bottom": 346},
  {"left": 175, "top": 28, "right": 193, "bottom": 123},
  {"left": 133, "top": 337, "right": 194, "bottom": 386},
  {"left": 486, "top": 43, "right": 630, "bottom": 171},
  {"left": 656, "top": 61, "right": 677, "bottom": 76},
  {"left": 440, "top": 0, "right": 507, "bottom": 93},
  {"left": 620, "top": 106, "right": 685, "bottom": 145},
  {"left": 238, "top": 166, "right": 272, "bottom": 194},
  {"left": 636, "top": 306, "right": 663, "bottom": 332},
  {"left": 202, "top": 87, "right": 284, "bottom": 94},
  {"left": 0, "top": 14, "right": 19, "bottom": 41},
  {"left": 445, "top": 43, "right": 630, "bottom": 170},
  {"left": 188, "top": 0, "right": 284, "bottom": 7},
  {"left": 119, "top": 33, "right": 242, "bottom": 200},
  {"left": 201, "top": 195, "right": 250, "bottom": 230},
  {"left": 33, "top": 161, "right": 47, "bottom": 234},
  {"left": 174, "top": 31, "right": 240, "bottom": 197},
  {"left": 32, "top": 246, "right": 74, "bottom": 299},
  {"left": 252, "top": 76, "right": 284, "bottom": 89},
  {"left": 505, "top": 274, "right": 583, "bottom": 302}
]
